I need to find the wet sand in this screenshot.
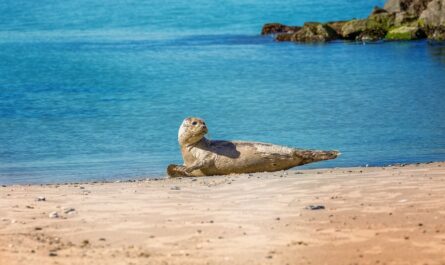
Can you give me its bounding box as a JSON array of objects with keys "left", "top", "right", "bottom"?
[{"left": 1, "top": 162, "right": 445, "bottom": 265}]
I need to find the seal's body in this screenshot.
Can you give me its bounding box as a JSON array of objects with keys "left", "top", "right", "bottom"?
[{"left": 167, "top": 117, "right": 339, "bottom": 177}]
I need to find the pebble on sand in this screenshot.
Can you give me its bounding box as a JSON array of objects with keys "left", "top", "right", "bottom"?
[
  {"left": 63, "top": 208, "right": 76, "bottom": 214},
  {"left": 49, "top": 211, "right": 59, "bottom": 218},
  {"left": 305, "top": 205, "right": 326, "bottom": 210},
  {"left": 36, "top": 196, "right": 46, "bottom": 201}
]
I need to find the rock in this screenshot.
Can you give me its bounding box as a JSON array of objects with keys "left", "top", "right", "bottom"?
[
  {"left": 261, "top": 23, "right": 301, "bottom": 35},
  {"left": 395, "top": 12, "right": 421, "bottom": 26},
  {"left": 426, "top": 26, "right": 445, "bottom": 40},
  {"left": 325, "top": 21, "right": 348, "bottom": 36},
  {"left": 420, "top": 0, "right": 445, "bottom": 27},
  {"left": 275, "top": 33, "right": 293, "bottom": 42},
  {"left": 305, "top": 205, "right": 325, "bottom": 210},
  {"left": 367, "top": 12, "right": 396, "bottom": 31},
  {"left": 341, "top": 19, "right": 368, "bottom": 39},
  {"left": 358, "top": 28, "right": 388, "bottom": 41},
  {"left": 49, "top": 211, "right": 59, "bottom": 218},
  {"left": 384, "top": 0, "right": 432, "bottom": 15},
  {"left": 170, "top": 186, "right": 181, "bottom": 190},
  {"left": 371, "top": 6, "right": 389, "bottom": 15},
  {"left": 419, "top": 0, "right": 445, "bottom": 39},
  {"left": 290, "top": 22, "right": 338, "bottom": 42},
  {"left": 261, "top": 0, "right": 443, "bottom": 42},
  {"left": 386, "top": 26, "right": 427, "bottom": 39}
]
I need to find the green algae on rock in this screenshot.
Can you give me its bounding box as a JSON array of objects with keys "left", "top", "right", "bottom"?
[{"left": 385, "top": 26, "right": 426, "bottom": 40}]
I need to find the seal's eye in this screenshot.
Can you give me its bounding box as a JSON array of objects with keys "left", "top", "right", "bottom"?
[{"left": 192, "top": 121, "right": 197, "bottom": 126}]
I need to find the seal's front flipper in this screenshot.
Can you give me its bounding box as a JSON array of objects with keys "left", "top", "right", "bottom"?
[{"left": 167, "top": 164, "right": 190, "bottom": 178}]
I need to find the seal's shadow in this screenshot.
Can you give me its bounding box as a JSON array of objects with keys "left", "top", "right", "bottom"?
[{"left": 202, "top": 140, "right": 241, "bottom": 159}]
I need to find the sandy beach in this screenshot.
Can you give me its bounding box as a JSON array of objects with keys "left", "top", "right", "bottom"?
[{"left": 1, "top": 162, "right": 445, "bottom": 265}]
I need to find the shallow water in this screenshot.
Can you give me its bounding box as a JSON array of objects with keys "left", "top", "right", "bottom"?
[{"left": 1, "top": 0, "right": 445, "bottom": 184}]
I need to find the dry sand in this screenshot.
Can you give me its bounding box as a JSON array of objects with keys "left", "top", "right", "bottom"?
[{"left": 1, "top": 162, "right": 445, "bottom": 265}]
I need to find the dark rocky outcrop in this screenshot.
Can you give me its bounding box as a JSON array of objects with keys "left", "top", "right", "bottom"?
[
  {"left": 325, "top": 21, "right": 348, "bottom": 36},
  {"left": 261, "top": 23, "right": 301, "bottom": 35},
  {"left": 290, "top": 22, "right": 338, "bottom": 42},
  {"left": 262, "top": 0, "right": 445, "bottom": 42}
]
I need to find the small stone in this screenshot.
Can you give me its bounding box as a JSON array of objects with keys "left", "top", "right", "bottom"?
[
  {"left": 138, "top": 252, "right": 150, "bottom": 258},
  {"left": 305, "top": 205, "right": 325, "bottom": 210},
  {"left": 36, "top": 196, "right": 46, "bottom": 201},
  {"left": 34, "top": 227, "right": 43, "bottom": 231},
  {"left": 63, "top": 208, "right": 76, "bottom": 214},
  {"left": 49, "top": 252, "right": 57, "bottom": 257},
  {"left": 170, "top": 186, "right": 181, "bottom": 190},
  {"left": 49, "top": 211, "right": 59, "bottom": 218},
  {"left": 26, "top": 205, "right": 34, "bottom": 209},
  {"left": 276, "top": 217, "right": 281, "bottom": 221},
  {"left": 99, "top": 238, "right": 106, "bottom": 241}
]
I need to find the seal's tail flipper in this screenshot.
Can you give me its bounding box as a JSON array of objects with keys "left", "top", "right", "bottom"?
[
  {"left": 167, "top": 164, "right": 190, "bottom": 178},
  {"left": 294, "top": 150, "right": 340, "bottom": 165}
]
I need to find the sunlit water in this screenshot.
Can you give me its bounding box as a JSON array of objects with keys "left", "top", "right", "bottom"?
[{"left": 1, "top": 0, "right": 445, "bottom": 184}]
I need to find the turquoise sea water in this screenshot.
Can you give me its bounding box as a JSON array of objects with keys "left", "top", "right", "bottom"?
[{"left": 1, "top": 0, "right": 445, "bottom": 184}]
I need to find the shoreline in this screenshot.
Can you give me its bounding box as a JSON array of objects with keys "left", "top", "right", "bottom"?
[
  {"left": 2, "top": 160, "right": 443, "bottom": 186},
  {"left": 1, "top": 162, "right": 445, "bottom": 264}
]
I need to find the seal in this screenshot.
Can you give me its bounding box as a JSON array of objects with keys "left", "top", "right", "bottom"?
[{"left": 167, "top": 117, "right": 340, "bottom": 177}]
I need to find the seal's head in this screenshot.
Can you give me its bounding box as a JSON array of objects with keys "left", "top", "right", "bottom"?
[{"left": 178, "top": 117, "right": 208, "bottom": 146}]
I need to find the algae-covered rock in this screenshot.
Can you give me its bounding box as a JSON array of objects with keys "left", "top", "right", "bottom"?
[
  {"left": 341, "top": 19, "right": 368, "bottom": 39},
  {"left": 260, "top": 0, "right": 444, "bottom": 42},
  {"left": 358, "top": 28, "right": 388, "bottom": 41},
  {"left": 385, "top": 26, "right": 427, "bottom": 40},
  {"left": 275, "top": 33, "right": 293, "bottom": 42},
  {"left": 261, "top": 23, "right": 301, "bottom": 35},
  {"left": 325, "top": 21, "right": 348, "bottom": 36},
  {"left": 367, "top": 12, "right": 396, "bottom": 31},
  {"left": 291, "top": 22, "right": 338, "bottom": 42}
]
